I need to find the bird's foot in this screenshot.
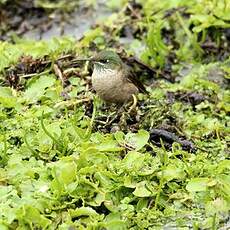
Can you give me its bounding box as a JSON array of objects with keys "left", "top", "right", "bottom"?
[{"left": 128, "top": 94, "right": 137, "bottom": 114}]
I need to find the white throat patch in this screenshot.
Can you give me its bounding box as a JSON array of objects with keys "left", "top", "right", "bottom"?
[{"left": 93, "top": 64, "right": 115, "bottom": 75}]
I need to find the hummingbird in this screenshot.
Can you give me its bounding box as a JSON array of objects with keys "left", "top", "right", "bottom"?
[{"left": 87, "top": 50, "right": 147, "bottom": 104}]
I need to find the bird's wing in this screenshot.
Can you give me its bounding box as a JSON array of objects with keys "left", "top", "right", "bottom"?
[{"left": 124, "top": 64, "right": 147, "bottom": 94}]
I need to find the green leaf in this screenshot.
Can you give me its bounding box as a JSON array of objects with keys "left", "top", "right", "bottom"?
[
  {"left": 122, "top": 151, "right": 143, "bottom": 169},
  {"left": 94, "top": 171, "right": 119, "bottom": 192},
  {"left": 0, "top": 224, "right": 8, "bottom": 230},
  {"left": 136, "top": 198, "right": 149, "bottom": 211},
  {"left": 24, "top": 75, "right": 56, "bottom": 102},
  {"left": 159, "top": 164, "right": 186, "bottom": 182},
  {"left": 186, "top": 178, "right": 209, "bottom": 192},
  {"left": 51, "top": 157, "right": 77, "bottom": 190},
  {"left": 79, "top": 28, "right": 104, "bottom": 47},
  {"left": 106, "top": 0, "right": 125, "bottom": 10},
  {"left": 125, "top": 130, "right": 149, "bottom": 151},
  {"left": 133, "top": 181, "right": 152, "bottom": 197},
  {"left": 205, "top": 198, "right": 229, "bottom": 215},
  {"left": 0, "top": 87, "right": 17, "bottom": 107},
  {"left": 69, "top": 207, "right": 99, "bottom": 217},
  {"left": 96, "top": 139, "right": 123, "bottom": 152},
  {"left": 17, "top": 205, "right": 51, "bottom": 229},
  {"left": 105, "top": 213, "right": 126, "bottom": 230}
]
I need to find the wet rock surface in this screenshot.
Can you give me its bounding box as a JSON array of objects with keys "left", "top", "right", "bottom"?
[{"left": 0, "top": 0, "right": 112, "bottom": 40}]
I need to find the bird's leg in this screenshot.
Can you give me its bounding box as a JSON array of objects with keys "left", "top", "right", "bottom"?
[
  {"left": 118, "top": 95, "right": 138, "bottom": 128},
  {"left": 105, "top": 111, "right": 116, "bottom": 123},
  {"left": 118, "top": 102, "right": 131, "bottom": 128},
  {"left": 128, "top": 94, "right": 137, "bottom": 114},
  {"left": 106, "top": 104, "right": 124, "bottom": 126},
  {"left": 106, "top": 95, "right": 138, "bottom": 128},
  {"left": 119, "top": 110, "right": 127, "bottom": 129},
  {"left": 117, "top": 94, "right": 138, "bottom": 115},
  {"left": 117, "top": 103, "right": 126, "bottom": 114}
]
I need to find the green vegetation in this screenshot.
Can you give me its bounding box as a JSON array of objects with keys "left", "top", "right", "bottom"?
[{"left": 0, "top": 0, "right": 229, "bottom": 229}]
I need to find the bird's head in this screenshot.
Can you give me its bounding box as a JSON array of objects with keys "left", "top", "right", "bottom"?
[{"left": 90, "top": 50, "right": 123, "bottom": 71}]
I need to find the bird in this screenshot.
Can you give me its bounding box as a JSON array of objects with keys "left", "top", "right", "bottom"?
[{"left": 88, "top": 50, "right": 147, "bottom": 104}]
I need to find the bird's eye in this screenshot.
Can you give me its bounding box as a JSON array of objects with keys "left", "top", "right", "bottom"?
[{"left": 100, "top": 59, "right": 109, "bottom": 64}]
